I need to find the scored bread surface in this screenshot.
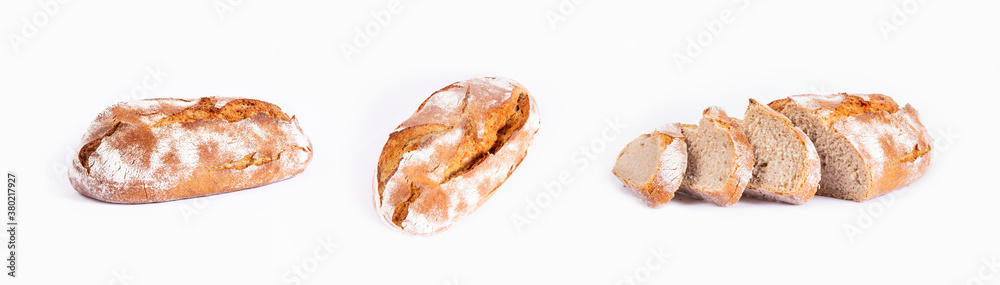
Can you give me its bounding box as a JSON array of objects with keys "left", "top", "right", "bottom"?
[
  {"left": 374, "top": 77, "right": 540, "bottom": 235},
  {"left": 69, "top": 97, "right": 313, "bottom": 203}
]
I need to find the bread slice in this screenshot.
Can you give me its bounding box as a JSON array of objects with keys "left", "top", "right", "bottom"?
[
  {"left": 678, "top": 106, "right": 754, "bottom": 206},
  {"left": 768, "top": 93, "right": 933, "bottom": 202},
  {"left": 738, "top": 99, "right": 821, "bottom": 204},
  {"left": 612, "top": 123, "right": 687, "bottom": 207}
]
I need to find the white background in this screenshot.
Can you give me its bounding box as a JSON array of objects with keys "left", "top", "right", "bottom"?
[{"left": 1, "top": 0, "right": 999, "bottom": 284}]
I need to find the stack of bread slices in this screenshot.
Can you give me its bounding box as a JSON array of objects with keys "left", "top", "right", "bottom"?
[{"left": 612, "top": 93, "right": 933, "bottom": 207}]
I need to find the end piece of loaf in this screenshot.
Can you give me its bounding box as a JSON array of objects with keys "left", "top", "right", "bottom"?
[
  {"left": 678, "top": 106, "right": 754, "bottom": 207},
  {"left": 739, "top": 99, "right": 821, "bottom": 205},
  {"left": 612, "top": 123, "right": 687, "bottom": 208},
  {"left": 768, "top": 93, "right": 932, "bottom": 202}
]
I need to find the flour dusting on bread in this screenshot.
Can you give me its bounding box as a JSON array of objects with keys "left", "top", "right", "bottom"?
[
  {"left": 69, "top": 97, "right": 312, "bottom": 203},
  {"left": 375, "top": 77, "right": 540, "bottom": 235}
]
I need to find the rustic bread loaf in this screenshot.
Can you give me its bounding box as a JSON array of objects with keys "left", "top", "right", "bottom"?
[
  {"left": 612, "top": 123, "right": 687, "bottom": 208},
  {"left": 374, "top": 77, "right": 540, "bottom": 235},
  {"left": 768, "top": 93, "right": 932, "bottom": 202},
  {"left": 69, "top": 97, "right": 313, "bottom": 203},
  {"left": 738, "top": 99, "right": 821, "bottom": 204},
  {"left": 678, "top": 107, "right": 754, "bottom": 207}
]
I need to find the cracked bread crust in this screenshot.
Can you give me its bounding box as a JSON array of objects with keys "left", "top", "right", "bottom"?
[
  {"left": 374, "top": 77, "right": 540, "bottom": 236},
  {"left": 769, "top": 93, "right": 933, "bottom": 201},
  {"left": 68, "top": 97, "right": 313, "bottom": 203}
]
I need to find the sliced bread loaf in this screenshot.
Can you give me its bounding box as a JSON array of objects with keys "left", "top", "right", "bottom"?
[
  {"left": 678, "top": 106, "right": 754, "bottom": 207},
  {"left": 768, "top": 93, "right": 932, "bottom": 202},
  {"left": 612, "top": 123, "right": 687, "bottom": 207},
  {"left": 739, "top": 99, "right": 821, "bottom": 205}
]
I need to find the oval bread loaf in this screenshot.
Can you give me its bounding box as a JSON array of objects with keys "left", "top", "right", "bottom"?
[
  {"left": 374, "top": 77, "right": 540, "bottom": 236},
  {"left": 69, "top": 97, "right": 313, "bottom": 203}
]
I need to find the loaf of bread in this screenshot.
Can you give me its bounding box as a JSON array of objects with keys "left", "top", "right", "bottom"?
[
  {"left": 768, "top": 93, "right": 932, "bottom": 202},
  {"left": 374, "top": 77, "right": 540, "bottom": 235},
  {"left": 738, "top": 99, "right": 821, "bottom": 204},
  {"left": 69, "top": 97, "right": 313, "bottom": 203},
  {"left": 678, "top": 107, "right": 754, "bottom": 206},
  {"left": 612, "top": 123, "right": 687, "bottom": 207}
]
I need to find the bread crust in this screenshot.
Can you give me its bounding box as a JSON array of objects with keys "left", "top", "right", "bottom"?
[
  {"left": 69, "top": 97, "right": 313, "bottom": 203},
  {"left": 678, "top": 107, "right": 753, "bottom": 207},
  {"left": 612, "top": 123, "right": 687, "bottom": 208},
  {"left": 769, "top": 93, "right": 932, "bottom": 201},
  {"left": 374, "top": 77, "right": 540, "bottom": 235},
  {"left": 741, "top": 99, "right": 821, "bottom": 205}
]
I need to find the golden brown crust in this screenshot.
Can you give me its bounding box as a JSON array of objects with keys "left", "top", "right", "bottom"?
[
  {"left": 822, "top": 94, "right": 899, "bottom": 126},
  {"left": 769, "top": 94, "right": 932, "bottom": 202},
  {"left": 68, "top": 97, "right": 313, "bottom": 203},
  {"left": 768, "top": 98, "right": 791, "bottom": 112},
  {"left": 375, "top": 123, "right": 452, "bottom": 199},
  {"left": 841, "top": 103, "right": 932, "bottom": 200},
  {"left": 374, "top": 77, "right": 540, "bottom": 235},
  {"left": 77, "top": 121, "right": 124, "bottom": 174},
  {"left": 152, "top": 97, "right": 291, "bottom": 127}
]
